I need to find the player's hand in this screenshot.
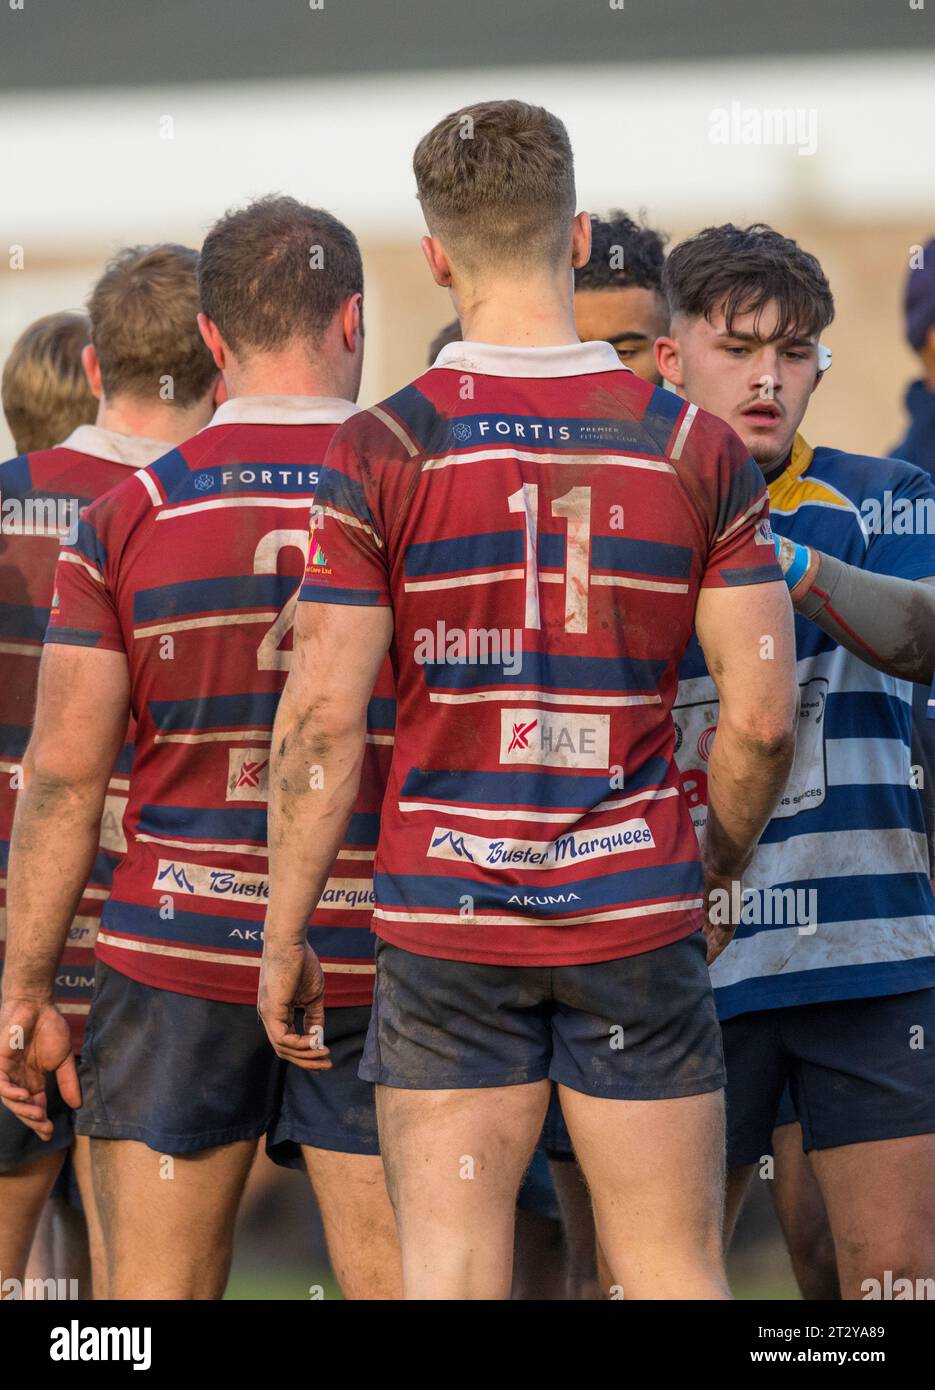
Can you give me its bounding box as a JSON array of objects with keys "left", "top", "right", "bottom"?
[
  {"left": 0, "top": 997, "right": 80, "bottom": 1138},
  {"left": 701, "top": 867, "right": 742, "bottom": 965},
  {"left": 258, "top": 942, "right": 332, "bottom": 1071}
]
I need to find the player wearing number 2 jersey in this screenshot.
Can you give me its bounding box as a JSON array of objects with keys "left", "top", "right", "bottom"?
[
  {"left": 1, "top": 198, "right": 400, "bottom": 1300},
  {"left": 261, "top": 102, "right": 799, "bottom": 1300}
]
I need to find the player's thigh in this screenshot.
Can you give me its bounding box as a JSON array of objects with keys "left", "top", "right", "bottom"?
[
  {"left": 549, "top": 936, "right": 730, "bottom": 1295},
  {"left": 810, "top": 1132, "right": 935, "bottom": 1298},
  {"left": 377, "top": 1079, "right": 549, "bottom": 1298},
  {"left": 91, "top": 1136, "right": 258, "bottom": 1298},
  {"left": 301, "top": 1146, "right": 400, "bottom": 1300},
  {"left": 376, "top": 1079, "right": 550, "bottom": 1222},
  {"left": 769, "top": 1119, "right": 839, "bottom": 1301},
  {"left": 560, "top": 1087, "right": 727, "bottom": 1251},
  {"left": 0, "top": 1149, "right": 64, "bottom": 1279},
  {"left": 719, "top": 1009, "right": 789, "bottom": 1244},
  {"left": 76, "top": 963, "right": 283, "bottom": 1295},
  {"left": 271, "top": 1004, "right": 401, "bottom": 1299},
  {"left": 72, "top": 1133, "right": 107, "bottom": 1298},
  {"left": 361, "top": 940, "right": 554, "bottom": 1218},
  {"left": 789, "top": 987, "right": 935, "bottom": 1295},
  {"left": 361, "top": 943, "right": 553, "bottom": 1295},
  {"left": 550, "top": 937, "right": 726, "bottom": 1238}
]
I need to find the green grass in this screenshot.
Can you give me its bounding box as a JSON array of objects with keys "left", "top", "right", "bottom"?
[{"left": 225, "top": 1268, "right": 799, "bottom": 1301}]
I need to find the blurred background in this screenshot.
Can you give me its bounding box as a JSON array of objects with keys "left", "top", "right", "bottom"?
[{"left": 2, "top": 0, "right": 933, "bottom": 1298}]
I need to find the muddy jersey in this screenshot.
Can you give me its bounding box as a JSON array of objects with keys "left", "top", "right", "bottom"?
[{"left": 299, "top": 341, "right": 782, "bottom": 966}]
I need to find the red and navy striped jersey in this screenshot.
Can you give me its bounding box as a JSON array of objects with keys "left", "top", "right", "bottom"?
[
  {"left": 1, "top": 426, "right": 170, "bottom": 1049},
  {"left": 300, "top": 341, "right": 782, "bottom": 966},
  {"left": 46, "top": 398, "right": 393, "bottom": 1008}
]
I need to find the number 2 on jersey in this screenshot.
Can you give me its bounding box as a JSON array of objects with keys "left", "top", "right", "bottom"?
[{"left": 253, "top": 529, "right": 309, "bottom": 670}]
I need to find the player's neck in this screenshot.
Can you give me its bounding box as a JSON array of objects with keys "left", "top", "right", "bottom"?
[
  {"left": 222, "top": 361, "right": 351, "bottom": 404},
  {"left": 95, "top": 397, "right": 206, "bottom": 447},
  {"left": 458, "top": 278, "right": 579, "bottom": 349}
]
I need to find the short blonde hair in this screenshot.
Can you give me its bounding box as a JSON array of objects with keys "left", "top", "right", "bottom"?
[
  {"left": 2, "top": 311, "right": 97, "bottom": 454},
  {"left": 413, "top": 100, "right": 576, "bottom": 269},
  {"left": 87, "top": 244, "right": 217, "bottom": 408}
]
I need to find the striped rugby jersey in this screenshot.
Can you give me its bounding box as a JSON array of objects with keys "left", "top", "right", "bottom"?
[
  {"left": 299, "top": 340, "right": 782, "bottom": 966},
  {"left": 46, "top": 397, "right": 393, "bottom": 1008},
  {"left": 1, "top": 426, "right": 168, "bottom": 1049},
  {"left": 676, "top": 435, "right": 935, "bottom": 1019}
]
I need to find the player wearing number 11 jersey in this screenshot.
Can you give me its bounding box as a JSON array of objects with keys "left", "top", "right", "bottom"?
[
  {"left": 261, "top": 101, "right": 800, "bottom": 1300},
  {"left": 4, "top": 198, "right": 400, "bottom": 1300}
]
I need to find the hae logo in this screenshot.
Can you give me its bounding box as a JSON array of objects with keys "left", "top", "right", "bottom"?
[
  {"left": 708, "top": 884, "right": 818, "bottom": 934},
  {"left": 0, "top": 494, "right": 79, "bottom": 536},
  {"left": 501, "top": 709, "right": 610, "bottom": 769},
  {"left": 228, "top": 748, "right": 270, "bottom": 801},
  {"left": 1, "top": 1272, "right": 79, "bottom": 1300},
  {"left": 413, "top": 620, "right": 523, "bottom": 677},
  {"left": 708, "top": 100, "right": 818, "bottom": 156},
  {"left": 860, "top": 491, "right": 935, "bottom": 535},
  {"left": 49, "top": 1320, "right": 151, "bottom": 1370}
]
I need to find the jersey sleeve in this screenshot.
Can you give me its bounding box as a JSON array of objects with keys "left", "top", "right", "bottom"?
[
  {"left": 864, "top": 461, "right": 935, "bottom": 581},
  {"left": 692, "top": 413, "right": 784, "bottom": 589},
  {"left": 298, "top": 419, "right": 391, "bottom": 608},
  {"left": 45, "top": 510, "right": 125, "bottom": 652}
]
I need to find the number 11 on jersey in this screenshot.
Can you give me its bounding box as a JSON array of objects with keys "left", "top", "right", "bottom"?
[{"left": 508, "top": 483, "right": 592, "bottom": 634}]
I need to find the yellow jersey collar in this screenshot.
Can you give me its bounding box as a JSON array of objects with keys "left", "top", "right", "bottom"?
[{"left": 768, "top": 433, "right": 813, "bottom": 504}]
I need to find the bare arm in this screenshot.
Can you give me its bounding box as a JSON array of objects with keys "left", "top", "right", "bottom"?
[
  {"left": 260, "top": 600, "right": 392, "bottom": 1064},
  {"left": 0, "top": 643, "right": 129, "bottom": 1132},
  {"left": 694, "top": 579, "right": 799, "bottom": 959}
]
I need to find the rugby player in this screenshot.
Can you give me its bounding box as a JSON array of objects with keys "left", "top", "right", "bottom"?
[
  {"left": 2, "top": 311, "right": 96, "bottom": 454},
  {"left": 424, "top": 220, "right": 671, "bottom": 1294},
  {"left": 658, "top": 223, "right": 935, "bottom": 1300},
  {"left": 428, "top": 209, "right": 669, "bottom": 389},
  {"left": 0, "top": 252, "right": 219, "bottom": 1293},
  {"left": 260, "top": 100, "right": 799, "bottom": 1300},
  {"left": 424, "top": 222, "right": 677, "bottom": 1294},
  {"left": 573, "top": 211, "right": 669, "bottom": 382},
  {"left": 0, "top": 197, "right": 400, "bottom": 1300}
]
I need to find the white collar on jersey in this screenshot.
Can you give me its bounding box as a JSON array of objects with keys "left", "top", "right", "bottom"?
[
  {"left": 58, "top": 425, "right": 172, "bottom": 468},
  {"left": 431, "top": 339, "right": 630, "bottom": 379},
  {"left": 204, "top": 395, "right": 360, "bottom": 429}
]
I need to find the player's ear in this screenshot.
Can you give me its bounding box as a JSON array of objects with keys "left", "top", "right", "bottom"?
[
  {"left": 421, "top": 235, "right": 452, "bottom": 289},
  {"left": 655, "top": 335, "right": 684, "bottom": 390},
  {"left": 340, "top": 292, "right": 363, "bottom": 352},
  {"left": 571, "top": 211, "right": 592, "bottom": 270},
  {"left": 81, "top": 344, "right": 103, "bottom": 400},
  {"left": 197, "top": 313, "right": 226, "bottom": 372}
]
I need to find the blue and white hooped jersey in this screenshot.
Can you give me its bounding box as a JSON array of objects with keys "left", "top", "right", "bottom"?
[{"left": 676, "top": 435, "right": 935, "bottom": 1019}]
